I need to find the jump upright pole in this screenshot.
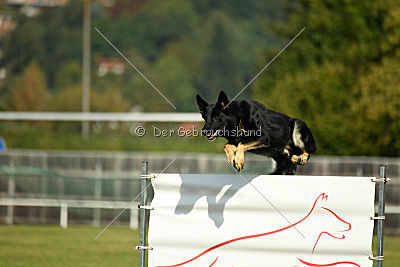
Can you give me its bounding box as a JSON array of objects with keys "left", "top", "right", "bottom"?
[
  {"left": 376, "top": 165, "right": 387, "bottom": 267},
  {"left": 139, "top": 161, "right": 149, "bottom": 267}
]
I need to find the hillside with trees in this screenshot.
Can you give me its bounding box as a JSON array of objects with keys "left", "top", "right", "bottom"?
[
  {"left": 0, "top": 0, "right": 284, "bottom": 112},
  {"left": 0, "top": 0, "right": 398, "bottom": 156}
]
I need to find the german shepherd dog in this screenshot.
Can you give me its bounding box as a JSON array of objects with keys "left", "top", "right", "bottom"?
[{"left": 196, "top": 91, "right": 317, "bottom": 175}]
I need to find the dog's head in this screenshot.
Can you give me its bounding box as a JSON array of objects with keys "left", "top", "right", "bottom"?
[
  {"left": 196, "top": 91, "right": 236, "bottom": 141},
  {"left": 306, "top": 193, "right": 352, "bottom": 253}
]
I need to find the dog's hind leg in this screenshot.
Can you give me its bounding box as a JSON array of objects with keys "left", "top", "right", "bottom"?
[
  {"left": 290, "top": 120, "right": 312, "bottom": 165},
  {"left": 291, "top": 149, "right": 310, "bottom": 165},
  {"left": 272, "top": 156, "right": 297, "bottom": 175},
  {"left": 224, "top": 144, "right": 236, "bottom": 166}
]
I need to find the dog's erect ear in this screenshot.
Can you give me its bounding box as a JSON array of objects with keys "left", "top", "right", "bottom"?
[
  {"left": 217, "top": 91, "right": 229, "bottom": 108},
  {"left": 196, "top": 94, "right": 208, "bottom": 113}
]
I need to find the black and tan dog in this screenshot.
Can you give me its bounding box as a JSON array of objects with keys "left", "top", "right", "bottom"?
[{"left": 196, "top": 91, "right": 317, "bottom": 175}]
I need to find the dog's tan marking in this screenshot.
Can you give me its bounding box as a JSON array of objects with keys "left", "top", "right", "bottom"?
[
  {"left": 234, "top": 142, "right": 268, "bottom": 171},
  {"left": 293, "top": 121, "right": 305, "bottom": 149},
  {"left": 291, "top": 149, "right": 310, "bottom": 165},
  {"left": 224, "top": 144, "right": 236, "bottom": 166},
  {"left": 283, "top": 143, "right": 291, "bottom": 157}
]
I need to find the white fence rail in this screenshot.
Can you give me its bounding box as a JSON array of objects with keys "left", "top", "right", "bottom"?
[
  {"left": 0, "top": 112, "right": 203, "bottom": 122},
  {"left": 0, "top": 198, "right": 138, "bottom": 229}
]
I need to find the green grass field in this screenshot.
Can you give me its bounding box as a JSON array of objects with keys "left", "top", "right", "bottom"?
[
  {"left": 0, "top": 225, "right": 139, "bottom": 267},
  {"left": 0, "top": 225, "right": 399, "bottom": 267}
]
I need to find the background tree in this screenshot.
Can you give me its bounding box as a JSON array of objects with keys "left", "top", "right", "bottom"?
[
  {"left": 153, "top": 55, "right": 196, "bottom": 111},
  {"left": 254, "top": 0, "right": 400, "bottom": 156},
  {"left": 54, "top": 61, "right": 82, "bottom": 91},
  {"left": 8, "top": 62, "right": 49, "bottom": 111},
  {"left": 350, "top": 58, "right": 400, "bottom": 156},
  {"left": 197, "top": 12, "right": 241, "bottom": 100}
]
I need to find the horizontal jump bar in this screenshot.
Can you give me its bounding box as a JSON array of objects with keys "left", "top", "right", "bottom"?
[{"left": 0, "top": 112, "right": 203, "bottom": 122}]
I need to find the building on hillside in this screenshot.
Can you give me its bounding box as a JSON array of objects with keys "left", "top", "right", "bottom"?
[
  {"left": 4, "top": 0, "right": 68, "bottom": 7},
  {"left": 0, "top": 14, "right": 16, "bottom": 36},
  {"left": 97, "top": 0, "right": 115, "bottom": 7},
  {"left": 4, "top": 0, "right": 69, "bottom": 17},
  {"left": 97, "top": 58, "right": 124, "bottom": 77}
]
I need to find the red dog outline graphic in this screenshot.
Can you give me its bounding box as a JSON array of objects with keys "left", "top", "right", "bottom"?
[{"left": 157, "top": 193, "right": 359, "bottom": 267}]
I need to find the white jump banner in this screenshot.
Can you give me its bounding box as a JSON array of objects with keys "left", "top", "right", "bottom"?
[{"left": 148, "top": 174, "right": 375, "bottom": 267}]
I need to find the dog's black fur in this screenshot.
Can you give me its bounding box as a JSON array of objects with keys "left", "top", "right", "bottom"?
[{"left": 197, "top": 91, "right": 317, "bottom": 175}]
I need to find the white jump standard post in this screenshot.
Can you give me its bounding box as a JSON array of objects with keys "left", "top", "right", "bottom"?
[
  {"left": 370, "top": 165, "right": 388, "bottom": 266},
  {"left": 375, "top": 166, "right": 388, "bottom": 267},
  {"left": 137, "top": 161, "right": 153, "bottom": 267}
]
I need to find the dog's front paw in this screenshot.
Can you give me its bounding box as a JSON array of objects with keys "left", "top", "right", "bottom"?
[
  {"left": 226, "top": 152, "right": 235, "bottom": 167},
  {"left": 234, "top": 160, "right": 244, "bottom": 172},
  {"left": 224, "top": 144, "right": 236, "bottom": 167},
  {"left": 234, "top": 153, "right": 244, "bottom": 172},
  {"left": 228, "top": 156, "right": 235, "bottom": 167}
]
